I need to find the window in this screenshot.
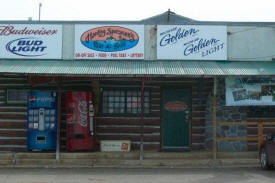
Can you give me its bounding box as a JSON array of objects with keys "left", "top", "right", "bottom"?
[
  {"left": 6, "top": 89, "right": 28, "bottom": 104},
  {"left": 101, "top": 88, "right": 150, "bottom": 115}
]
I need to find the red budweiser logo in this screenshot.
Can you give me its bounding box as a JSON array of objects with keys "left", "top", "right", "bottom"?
[
  {"left": 0, "top": 26, "right": 58, "bottom": 36},
  {"left": 164, "top": 101, "right": 188, "bottom": 112}
]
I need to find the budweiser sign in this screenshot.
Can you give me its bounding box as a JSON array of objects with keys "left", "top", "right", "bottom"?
[
  {"left": 0, "top": 24, "right": 62, "bottom": 59},
  {"left": 0, "top": 26, "right": 58, "bottom": 36}
]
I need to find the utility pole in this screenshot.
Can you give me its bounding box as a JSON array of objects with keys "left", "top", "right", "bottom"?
[{"left": 39, "top": 3, "right": 42, "bottom": 21}]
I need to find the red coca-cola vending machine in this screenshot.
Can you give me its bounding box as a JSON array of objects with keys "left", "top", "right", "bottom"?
[{"left": 66, "top": 92, "right": 94, "bottom": 151}]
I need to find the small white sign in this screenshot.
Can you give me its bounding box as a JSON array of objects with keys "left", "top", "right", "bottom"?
[
  {"left": 157, "top": 25, "right": 227, "bottom": 60},
  {"left": 75, "top": 25, "right": 144, "bottom": 59},
  {"left": 0, "top": 24, "right": 62, "bottom": 59},
  {"left": 100, "top": 140, "right": 131, "bottom": 152}
]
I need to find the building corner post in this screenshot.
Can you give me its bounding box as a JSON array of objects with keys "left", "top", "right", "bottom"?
[
  {"left": 56, "top": 80, "right": 62, "bottom": 160},
  {"left": 139, "top": 77, "right": 145, "bottom": 161},
  {"left": 213, "top": 77, "right": 217, "bottom": 159}
]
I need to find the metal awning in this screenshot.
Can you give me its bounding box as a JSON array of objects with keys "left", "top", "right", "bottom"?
[{"left": 0, "top": 60, "right": 275, "bottom": 77}]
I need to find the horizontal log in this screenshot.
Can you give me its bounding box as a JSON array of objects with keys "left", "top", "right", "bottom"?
[
  {"left": 131, "top": 143, "right": 160, "bottom": 150},
  {"left": 192, "top": 136, "right": 205, "bottom": 143},
  {"left": 0, "top": 130, "right": 27, "bottom": 137},
  {"left": 0, "top": 104, "right": 27, "bottom": 107},
  {"left": 151, "top": 88, "right": 160, "bottom": 93},
  {"left": 191, "top": 119, "right": 205, "bottom": 126},
  {"left": 95, "top": 118, "right": 161, "bottom": 126},
  {"left": 97, "top": 127, "right": 160, "bottom": 134},
  {"left": 151, "top": 93, "right": 160, "bottom": 98},
  {"left": 0, "top": 80, "right": 29, "bottom": 84},
  {"left": 0, "top": 114, "right": 26, "bottom": 120},
  {"left": 0, "top": 147, "right": 27, "bottom": 152},
  {"left": 151, "top": 105, "right": 160, "bottom": 110},
  {"left": 191, "top": 143, "right": 204, "bottom": 150},
  {"left": 192, "top": 99, "right": 206, "bottom": 105},
  {"left": 192, "top": 127, "right": 205, "bottom": 134},
  {"left": 97, "top": 135, "right": 160, "bottom": 142},
  {"left": 192, "top": 111, "right": 205, "bottom": 118},
  {"left": 0, "top": 122, "right": 26, "bottom": 128},
  {"left": 151, "top": 111, "right": 160, "bottom": 116},
  {"left": 0, "top": 108, "right": 27, "bottom": 112},
  {"left": 0, "top": 139, "right": 26, "bottom": 145}
]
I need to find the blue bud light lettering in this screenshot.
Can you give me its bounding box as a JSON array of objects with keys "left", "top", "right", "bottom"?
[{"left": 6, "top": 37, "right": 47, "bottom": 57}]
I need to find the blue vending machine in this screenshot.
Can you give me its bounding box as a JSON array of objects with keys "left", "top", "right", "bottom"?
[{"left": 27, "top": 91, "right": 57, "bottom": 151}]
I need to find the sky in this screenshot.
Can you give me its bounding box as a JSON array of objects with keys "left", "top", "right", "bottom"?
[{"left": 1, "top": 0, "right": 275, "bottom": 22}]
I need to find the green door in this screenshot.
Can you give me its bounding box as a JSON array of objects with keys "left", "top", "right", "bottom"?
[{"left": 162, "top": 88, "right": 191, "bottom": 149}]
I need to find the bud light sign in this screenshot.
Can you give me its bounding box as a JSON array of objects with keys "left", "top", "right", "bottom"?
[
  {"left": 6, "top": 38, "right": 47, "bottom": 57},
  {"left": 0, "top": 25, "right": 62, "bottom": 59},
  {"left": 157, "top": 25, "right": 227, "bottom": 60},
  {"left": 75, "top": 25, "right": 144, "bottom": 59}
]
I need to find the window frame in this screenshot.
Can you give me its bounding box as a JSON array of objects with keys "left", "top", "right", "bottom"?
[
  {"left": 5, "top": 88, "right": 29, "bottom": 104},
  {"left": 100, "top": 87, "right": 151, "bottom": 117}
]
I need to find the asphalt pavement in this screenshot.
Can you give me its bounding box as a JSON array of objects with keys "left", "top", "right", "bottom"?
[{"left": 0, "top": 167, "right": 274, "bottom": 183}]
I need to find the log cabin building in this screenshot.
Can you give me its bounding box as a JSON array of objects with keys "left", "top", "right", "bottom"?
[{"left": 0, "top": 11, "right": 275, "bottom": 158}]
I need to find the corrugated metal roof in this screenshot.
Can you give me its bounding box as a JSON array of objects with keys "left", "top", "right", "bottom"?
[{"left": 0, "top": 60, "right": 275, "bottom": 77}]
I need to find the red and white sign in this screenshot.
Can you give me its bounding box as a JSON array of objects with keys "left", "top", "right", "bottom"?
[
  {"left": 164, "top": 101, "right": 188, "bottom": 112},
  {"left": 0, "top": 24, "right": 62, "bottom": 59}
]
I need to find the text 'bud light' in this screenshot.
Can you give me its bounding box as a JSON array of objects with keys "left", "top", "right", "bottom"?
[{"left": 6, "top": 37, "right": 47, "bottom": 57}]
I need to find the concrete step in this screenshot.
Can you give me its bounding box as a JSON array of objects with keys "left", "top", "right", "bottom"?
[
  {"left": 143, "top": 151, "right": 212, "bottom": 159},
  {"left": 0, "top": 153, "right": 13, "bottom": 160},
  {"left": 15, "top": 153, "right": 56, "bottom": 159},
  {"left": 0, "top": 151, "right": 259, "bottom": 160},
  {"left": 60, "top": 152, "right": 139, "bottom": 159},
  {"left": 7, "top": 158, "right": 260, "bottom": 168}
]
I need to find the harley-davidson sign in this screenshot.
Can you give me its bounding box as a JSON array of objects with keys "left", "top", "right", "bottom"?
[{"left": 164, "top": 101, "right": 188, "bottom": 112}]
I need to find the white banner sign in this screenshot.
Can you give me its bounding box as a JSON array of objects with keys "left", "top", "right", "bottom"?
[
  {"left": 157, "top": 25, "right": 227, "bottom": 60},
  {"left": 75, "top": 25, "right": 144, "bottom": 59},
  {"left": 0, "top": 24, "right": 62, "bottom": 59},
  {"left": 226, "top": 78, "right": 275, "bottom": 106}
]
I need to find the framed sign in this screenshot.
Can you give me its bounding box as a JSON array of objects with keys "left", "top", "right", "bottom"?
[
  {"left": 75, "top": 25, "right": 144, "bottom": 59},
  {"left": 157, "top": 25, "right": 227, "bottom": 60},
  {"left": 226, "top": 78, "right": 275, "bottom": 106},
  {"left": 0, "top": 24, "right": 62, "bottom": 59}
]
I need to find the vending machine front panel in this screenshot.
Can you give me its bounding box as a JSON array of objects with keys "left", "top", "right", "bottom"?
[
  {"left": 27, "top": 91, "right": 57, "bottom": 151},
  {"left": 66, "top": 92, "right": 94, "bottom": 151}
]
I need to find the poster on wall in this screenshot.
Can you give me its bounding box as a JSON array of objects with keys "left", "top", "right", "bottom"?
[
  {"left": 226, "top": 78, "right": 275, "bottom": 106},
  {"left": 157, "top": 25, "right": 227, "bottom": 60},
  {"left": 75, "top": 25, "right": 144, "bottom": 59},
  {"left": 0, "top": 24, "right": 62, "bottom": 59}
]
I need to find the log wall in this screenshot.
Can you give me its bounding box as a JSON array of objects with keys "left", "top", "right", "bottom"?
[{"left": 0, "top": 76, "right": 213, "bottom": 152}]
